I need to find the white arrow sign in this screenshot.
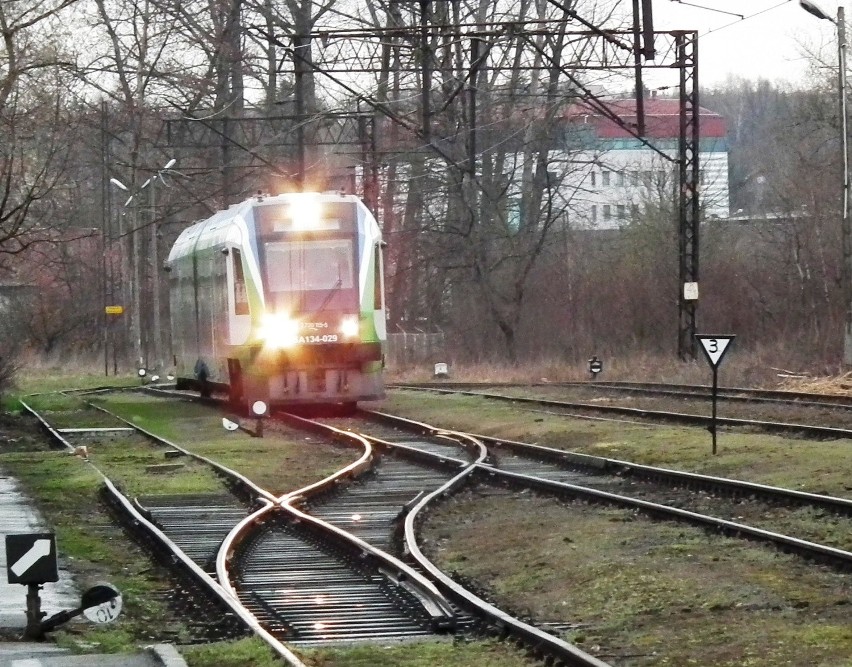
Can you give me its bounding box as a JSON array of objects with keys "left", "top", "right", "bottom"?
[
  {"left": 696, "top": 335, "right": 735, "bottom": 368},
  {"left": 10, "top": 539, "right": 52, "bottom": 577}
]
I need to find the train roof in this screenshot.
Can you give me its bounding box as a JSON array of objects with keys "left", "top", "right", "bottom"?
[{"left": 168, "top": 192, "right": 371, "bottom": 262}]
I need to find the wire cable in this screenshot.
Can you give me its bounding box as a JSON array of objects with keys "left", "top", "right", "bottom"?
[{"left": 688, "top": 0, "right": 794, "bottom": 39}]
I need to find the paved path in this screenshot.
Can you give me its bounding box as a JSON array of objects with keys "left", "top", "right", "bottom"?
[
  {"left": 0, "top": 643, "right": 186, "bottom": 667},
  {"left": 0, "top": 474, "right": 78, "bottom": 629},
  {"left": 0, "top": 476, "right": 188, "bottom": 667}
]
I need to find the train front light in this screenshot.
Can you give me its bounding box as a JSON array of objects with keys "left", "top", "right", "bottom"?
[
  {"left": 340, "top": 316, "right": 359, "bottom": 339},
  {"left": 260, "top": 313, "right": 299, "bottom": 349},
  {"left": 288, "top": 193, "right": 322, "bottom": 230}
]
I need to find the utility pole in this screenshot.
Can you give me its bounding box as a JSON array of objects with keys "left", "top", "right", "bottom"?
[
  {"left": 838, "top": 7, "right": 852, "bottom": 365},
  {"left": 150, "top": 178, "right": 163, "bottom": 370},
  {"left": 800, "top": 1, "right": 851, "bottom": 364}
]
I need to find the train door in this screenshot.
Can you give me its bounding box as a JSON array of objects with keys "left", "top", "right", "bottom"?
[
  {"left": 225, "top": 246, "right": 251, "bottom": 346},
  {"left": 374, "top": 241, "right": 387, "bottom": 341}
]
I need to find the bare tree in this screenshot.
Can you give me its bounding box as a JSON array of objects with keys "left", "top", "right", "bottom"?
[{"left": 0, "top": 0, "right": 81, "bottom": 259}]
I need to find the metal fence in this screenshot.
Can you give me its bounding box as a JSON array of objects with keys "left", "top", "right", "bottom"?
[{"left": 385, "top": 332, "right": 446, "bottom": 369}]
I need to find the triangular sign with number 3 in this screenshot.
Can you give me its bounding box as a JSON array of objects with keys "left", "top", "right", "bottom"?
[{"left": 696, "top": 335, "right": 735, "bottom": 368}]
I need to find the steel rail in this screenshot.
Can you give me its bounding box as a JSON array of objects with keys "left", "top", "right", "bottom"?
[
  {"left": 102, "top": 480, "right": 307, "bottom": 666},
  {"left": 276, "top": 412, "right": 458, "bottom": 628},
  {"left": 21, "top": 396, "right": 306, "bottom": 665},
  {"left": 473, "top": 464, "right": 852, "bottom": 570},
  {"left": 357, "top": 409, "right": 852, "bottom": 567},
  {"left": 294, "top": 413, "right": 613, "bottom": 665},
  {"left": 19, "top": 398, "right": 76, "bottom": 452},
  {"left": 388, "top": 385, "right": 852, "bottom": 439},
  {"left": 579, "top": 380, "right": 852, "bottom": 406},
  {"left": 85, "top": 401, "right": 277, "bottom": 503},
  {"left": 476, "top": 434, "right": 852, "bottom": 514},
  {"left": 85, "top": 395, "right": 458, "bottom": 641},
  {"left": 364, "top": 407, "right": 852, "bottom": 515},
  {"left": 398, "top": 431, "right": 613, "bottom": 667},
  {"left": 567, "top": 380, "right": 852, "bottom": 411},
  {"left": 389, "top": 380, "right": 852, "bottom": 409}
]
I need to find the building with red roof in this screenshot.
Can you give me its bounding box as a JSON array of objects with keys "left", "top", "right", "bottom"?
[{"left": 560, "top": 97, "right": 729, "bottom": 228}]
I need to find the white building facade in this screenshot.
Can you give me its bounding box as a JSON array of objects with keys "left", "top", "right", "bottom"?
[{"left": 560, "top": 99, "right": 730, "bottom": 230}]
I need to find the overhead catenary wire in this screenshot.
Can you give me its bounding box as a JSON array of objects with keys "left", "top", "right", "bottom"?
[{"left": 688, "top": 0, "right": 795, "bottom": 39}]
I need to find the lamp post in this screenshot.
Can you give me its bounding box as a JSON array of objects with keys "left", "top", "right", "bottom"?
[
  {"left": 147, "top": 158, "right": 176, "bottom": 371},
  {"left": 800, "top": 0, "right": 852, "bottom": 364},
  {"left": 108, "top": 176, "right": 142, "bottom": 368},
  {"left": 110, "top": 158, "right": 176, "bottom": 370}
]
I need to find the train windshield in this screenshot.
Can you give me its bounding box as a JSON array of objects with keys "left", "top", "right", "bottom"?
[{"left": 263, "top": 239, "right": 357, "bottom": 310}]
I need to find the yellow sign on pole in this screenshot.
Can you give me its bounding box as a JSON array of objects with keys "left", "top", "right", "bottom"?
[{"left": 105, "top": 306, "right": 124, "bottom": 315}]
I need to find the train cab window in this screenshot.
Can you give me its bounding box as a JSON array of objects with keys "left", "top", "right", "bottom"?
[
  {"left": 265, "top": 239, "right": 355, "bottom": 293},
  {"left": 232, "top": 248, "right": 249, "bottom": 315}
]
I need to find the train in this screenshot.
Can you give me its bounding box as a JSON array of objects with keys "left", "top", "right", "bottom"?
[{"left": 167, "top": 191, "right": 387, "bottom": 413}]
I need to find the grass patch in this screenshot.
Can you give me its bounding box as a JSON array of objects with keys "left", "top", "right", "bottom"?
[
  {"left": 182, "top": 637, "right": 540, "bottom": 667},
  {"left": 182, "top": 637, "right": 280, "bottom": 667},
  {"left": 91, "top": 393, "right": 357, "bottom": 495},
  {"left": 383, "top": 390, "right": 852, "bottom": 498},
  {"left": 0, "top": 450, "right": 196, "bottom": 652},
  {"left": 14, "top": 370, "right": 138, "bottom": 397},
  {"left": 299, "top": 639, "right": 540, "bottom": 666},
  {"left": 424, "top": 488, "right": 852, "bottom": 666}
]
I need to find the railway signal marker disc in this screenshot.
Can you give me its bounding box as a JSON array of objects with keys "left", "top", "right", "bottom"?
[{"left": 696, "top": 335, "right": 735, "bottom": 368}]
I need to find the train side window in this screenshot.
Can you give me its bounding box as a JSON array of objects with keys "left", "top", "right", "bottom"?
[{"left": 232, "top": 248, "right": 249, "bottom": 315}]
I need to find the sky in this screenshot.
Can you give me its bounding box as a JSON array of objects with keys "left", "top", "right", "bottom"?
[{"left": 646, "top": 0, "right": 848, "bottom": 88}]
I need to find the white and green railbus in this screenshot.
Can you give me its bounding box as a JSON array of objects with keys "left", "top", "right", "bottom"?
[{"left": 167, "top": 191, "right": 386, "bottom": 412}]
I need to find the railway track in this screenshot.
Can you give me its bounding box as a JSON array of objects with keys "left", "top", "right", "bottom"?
[
  {"left": 345, "top": 409, "right": 852, "bottom": 570},
  {"left": 391, "top": 380, "right": 852, "bottom": 408},
  {"left": 388, "top": 382, "right": 852, "bottom": 438},
  {"left": 17, "top": 393, "right": 458, "bottom": 665},
  {"left": 24, "top": 384, "right": 852, "bottom": 664},
  {"left": 21, "top": 388, "right": 612, "bottom": 667},
  {"left": 230, "top": 517, "right": 441, "bottom": 644}
]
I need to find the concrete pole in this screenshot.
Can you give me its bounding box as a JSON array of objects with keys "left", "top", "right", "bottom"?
[{"left": 838, "top": 7, "right": 852, "bottom": 365}]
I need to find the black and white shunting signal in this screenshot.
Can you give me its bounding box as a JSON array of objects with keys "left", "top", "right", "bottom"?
[{"left": 696, "top": 335, "right": 735, "bottom": 369}]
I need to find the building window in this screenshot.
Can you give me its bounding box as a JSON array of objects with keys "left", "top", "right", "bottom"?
[
  {"left": 602, "top": 171, "right": 611, "bottom": 186},
  {"left": 591, "top": 171, "right": 597, "bottom": 187},
  {"left": 631, "top": 203, "right": 640, "bottom": 218},
  {"left": 617, "top": 171, "right": 625, "bottom": 187},
  {"left": 603, "top": 204, "right": 611, "bottom": 220},
  {"left": 617, "top": 204, "right": 626, "bottom": 218},
  {"left": 591, "top": 205, "right": 597, "bottom": 221},
  {"left": 630, "top": 171, "right": 639, "bottom": 186}
]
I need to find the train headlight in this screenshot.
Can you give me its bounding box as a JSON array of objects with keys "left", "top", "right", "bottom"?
[
  {"left": 340, "top": 316, "right": 359, "bottom": 339},
  {"left": 260, "top": 313, "right": 299, "bottom": 349},
  {"left": 288, "top": 193, "right": 322, "bottom": 230},
  {"left": 251, "top": 400, "right": 269, "bottom": 417}
]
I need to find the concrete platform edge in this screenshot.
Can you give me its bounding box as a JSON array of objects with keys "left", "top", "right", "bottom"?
[{"left": 146, "top": 644, "right": 188, "bottom": 667}]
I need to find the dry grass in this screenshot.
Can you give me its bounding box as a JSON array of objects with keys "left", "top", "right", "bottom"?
[
  {"left": 15, "top": 345, "right": 852, "bottom": 396},
  {"left": 424, "top": 488, "right": 852, "bottom": 667},
  {"left": 387, "top": 345, "right": 851, "bottom": 390},
  {"left": 776, "top": 371, "right": 852, "bottom": 396}
]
